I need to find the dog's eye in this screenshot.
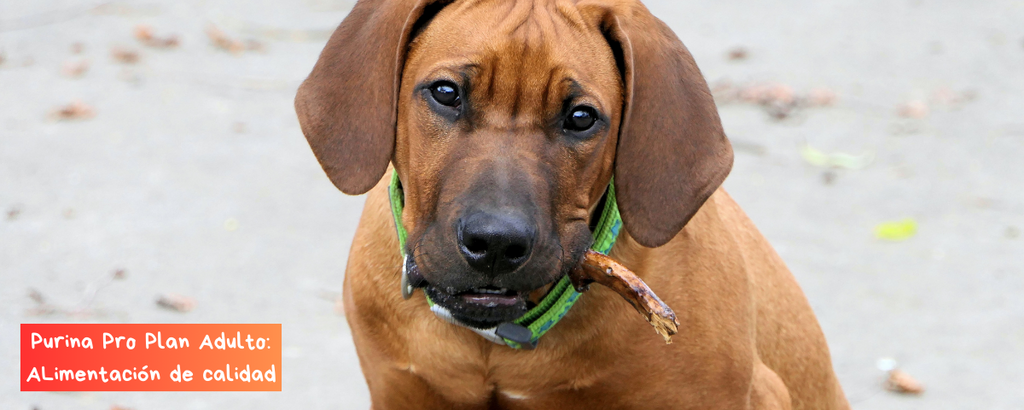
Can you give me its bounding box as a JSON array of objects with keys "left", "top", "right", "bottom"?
[
  {"left": 430, "top": 81, "right": 461, "bottom": 107},
  {"left": 564, "top": 106, "right": 597, "bottom": 132}
]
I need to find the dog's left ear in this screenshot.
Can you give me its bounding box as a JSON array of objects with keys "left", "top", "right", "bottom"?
[
  {"left": 583, "top": 1, "right": 734, "bottom": 248},
  {"left": 295, "top": 0, "right": 450, "bottom": 195}
]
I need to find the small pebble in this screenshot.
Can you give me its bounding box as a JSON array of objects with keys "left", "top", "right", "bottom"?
[{"left": 727, "top": 47, "right": 748, "bottom": 61}]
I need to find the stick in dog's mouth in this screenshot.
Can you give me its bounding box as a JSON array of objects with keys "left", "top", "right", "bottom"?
[
  {"left": 569, "top": 250, "right": 680, "bottom": 344},
  {"left": 404, "top": 251, "right": 679, "bottom": 343}
]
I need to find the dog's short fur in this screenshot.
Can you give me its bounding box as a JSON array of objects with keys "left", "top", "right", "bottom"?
[{"left": 296, "top": 0, "right": 850, "bottom": 409}]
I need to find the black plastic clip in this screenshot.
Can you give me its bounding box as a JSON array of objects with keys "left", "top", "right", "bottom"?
[{"left": 495, "top": 323, "right": 537, "bottom": 350}]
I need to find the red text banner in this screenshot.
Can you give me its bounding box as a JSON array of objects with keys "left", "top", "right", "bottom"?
[{"left": 21, "top": 323, "right": 281, "bottom": 391}]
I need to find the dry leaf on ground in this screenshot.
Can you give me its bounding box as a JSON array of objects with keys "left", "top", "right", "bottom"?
[
  {"left": 885, "top": 369, "right": 925, "bottom": 394},
  {"left": 206, "top": 25, "right": 245, "bottom": 54},
  {"left": 206, "top": 25, "right": 265, "bottom": 54},
  {"left": 28, "top": 288, "right": 46, "bottom": 305},
  {"left": 711, "top": 80, "right": 840, "bottom": 117},
  {"left": 738, "top": 83, "right": 795, "bottom": 105},
  {"left": 727, "top": 47, "right": 748, "bottom": 61},
  {"left": 156, "top": 294, "right": 196, "bottom": 312},
  {"left": 25, "top": 288, "right": 59, "bottom": 316},
  {"left": 110, "top": 47, "right": 140, "bottom": 64},
  {"left": 50, "top": 100, "right": 96, "bottom": 120},
  {"left": 133, "top": 24, "right": 180, "bottom": 48}
]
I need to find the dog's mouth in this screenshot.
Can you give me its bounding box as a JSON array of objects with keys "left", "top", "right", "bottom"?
[
  {"left": 406, "top": 257, "right": 558, "bottom": 328},
  {"left": 458, "top": 286, "right": 522, "bottom": 306},
  {"left": 423, "top": 285, "right": 530, "bottom": 328}
]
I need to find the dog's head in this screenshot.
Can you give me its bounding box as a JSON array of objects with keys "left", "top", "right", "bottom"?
[{"left": 295, "top": 0, "right": 732, "bottom": 327}]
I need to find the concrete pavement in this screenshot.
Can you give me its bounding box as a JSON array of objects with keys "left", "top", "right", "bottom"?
[{"left": 2, "top": 0, "right": 1022, "bottom": 408}]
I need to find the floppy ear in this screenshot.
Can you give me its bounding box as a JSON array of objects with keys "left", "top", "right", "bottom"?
[
  {"left": 587, "top": 2, "right": 733, "bottom": 247},
  {"left": 295, "top": 0, "right": 450, "bottom": 195}
]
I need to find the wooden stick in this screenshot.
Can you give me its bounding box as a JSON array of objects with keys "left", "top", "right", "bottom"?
[{"left": 570, "top": 250, "right": 680, "bottom": 343}]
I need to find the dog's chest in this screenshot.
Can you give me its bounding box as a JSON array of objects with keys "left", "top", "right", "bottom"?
[{"left": 403, "top": 326, "right": 615, "bottom": 409}]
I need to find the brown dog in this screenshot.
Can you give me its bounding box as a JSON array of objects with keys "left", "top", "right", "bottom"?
[{"left": 295, "top": 0, "right": 850, "bottom": 409}]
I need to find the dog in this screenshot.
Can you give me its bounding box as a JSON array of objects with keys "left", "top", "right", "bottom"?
[{"left": 295, "top": 0, "right": 850, "bottom": 408}]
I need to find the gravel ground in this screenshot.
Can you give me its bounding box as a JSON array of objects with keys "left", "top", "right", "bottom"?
[{"left": 2, "top": 0, "right": 1022, "bottom": 409}]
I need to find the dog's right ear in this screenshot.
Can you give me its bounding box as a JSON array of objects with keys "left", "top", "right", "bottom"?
[{"left": 295, "top": 0, "right": 450, "bottom": 194}]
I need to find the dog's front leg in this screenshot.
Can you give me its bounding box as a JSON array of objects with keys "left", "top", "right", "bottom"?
[
  {"left": 748, "top": 362, "right": 792, "bottom": 410},
  {"left": 362, "top": 366, "right": 483, "bottom": 410}
]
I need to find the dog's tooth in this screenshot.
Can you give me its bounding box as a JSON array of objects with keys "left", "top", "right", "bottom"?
[{"left": 471, "top": 287, "right": 513, "bottom": 295}]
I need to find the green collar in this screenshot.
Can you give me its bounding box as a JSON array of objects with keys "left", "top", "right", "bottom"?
[{"left": 388, "top": 171, "right": 621, "bottom": 349}]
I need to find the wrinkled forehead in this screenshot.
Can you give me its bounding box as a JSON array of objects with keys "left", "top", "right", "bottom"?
[{"left": 404, "top": 0, "right": 622, "bottom": 119}]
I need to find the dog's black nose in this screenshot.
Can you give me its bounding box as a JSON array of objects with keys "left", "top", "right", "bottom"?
[{"left": 458, "top": 210, "right": 535, "bottom": 275}]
